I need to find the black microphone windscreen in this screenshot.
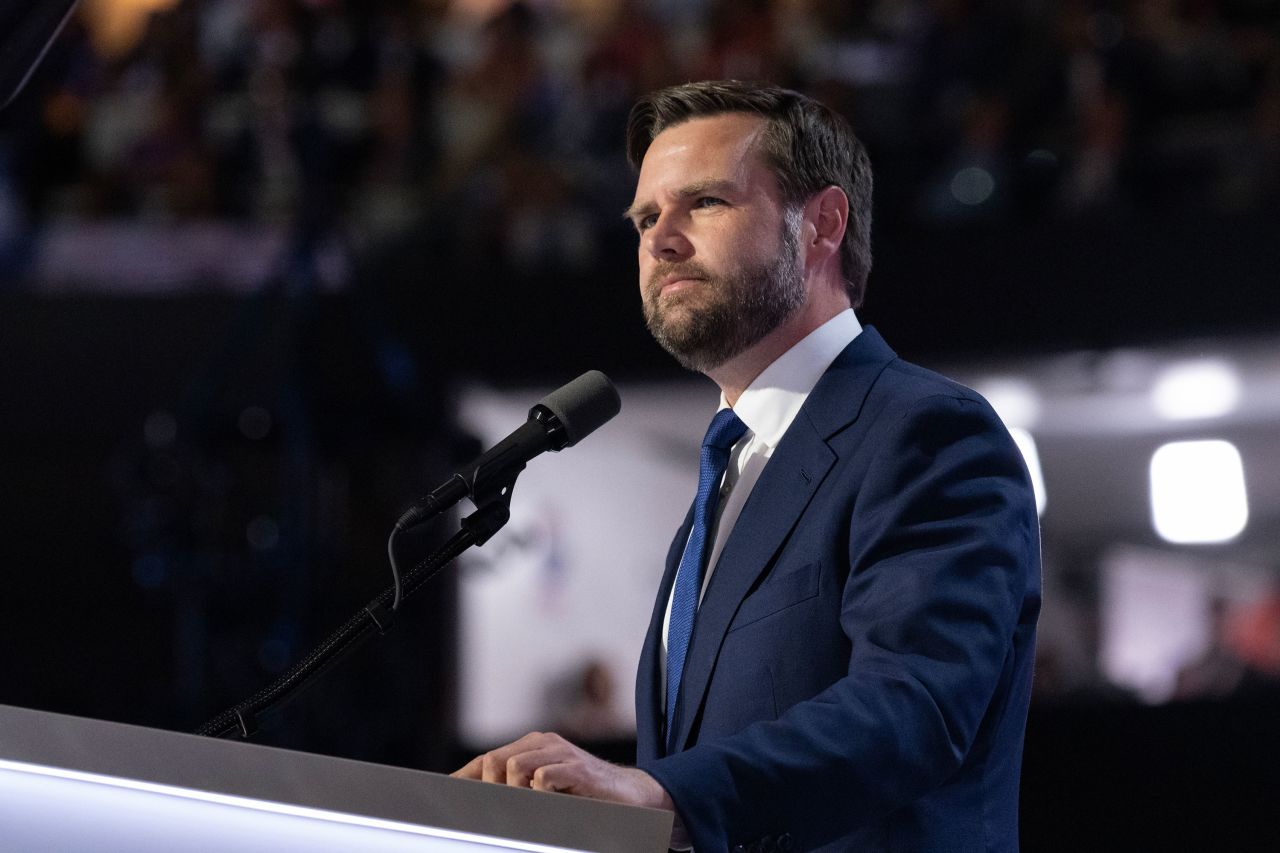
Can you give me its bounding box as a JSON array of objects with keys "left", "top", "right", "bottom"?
[{"left": 535, "top": 370, "right": 621, "bottom": 447}]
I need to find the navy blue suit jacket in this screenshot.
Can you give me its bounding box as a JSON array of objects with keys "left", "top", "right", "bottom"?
[{"left": 635, "top": 328, "right": 1041, "bottom": 852}]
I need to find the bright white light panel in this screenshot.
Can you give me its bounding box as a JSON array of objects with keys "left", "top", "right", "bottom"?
[
  {"left": 1149, "top": 440, "right": 1248, "bottom": 544},
  {"left": 1151, "top": 360, "right": 1241, "bottom": 421}
]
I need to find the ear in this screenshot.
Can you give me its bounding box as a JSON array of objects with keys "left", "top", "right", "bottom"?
[{"left": 803, "top": 186, "right": 848, "bottom": 262}]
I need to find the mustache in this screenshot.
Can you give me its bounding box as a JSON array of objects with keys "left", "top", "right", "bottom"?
[{"left": 646, "top": 260, "right": 713, "bottom": 294}]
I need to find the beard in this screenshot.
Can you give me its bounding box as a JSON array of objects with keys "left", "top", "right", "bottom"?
[{"left": 642, "top": 214, "right": 805, "bottom": 373}]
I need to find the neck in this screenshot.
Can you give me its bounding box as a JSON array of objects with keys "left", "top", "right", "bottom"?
[{"left": 707, "top": 298, "right": 847, "bottom": 406}]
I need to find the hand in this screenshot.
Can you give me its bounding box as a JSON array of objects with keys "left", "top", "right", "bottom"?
[{"left": 451, "top": 731, "right": 674, "bottom": 813}]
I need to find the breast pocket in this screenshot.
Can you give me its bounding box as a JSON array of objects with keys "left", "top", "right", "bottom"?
[{"left": 728, "top": 561, "right": 821, "bottom": 633}]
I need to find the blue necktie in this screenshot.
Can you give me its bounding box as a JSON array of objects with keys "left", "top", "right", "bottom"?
[{"left": 666, "top": 407, "right": 748, "bottom": 749}]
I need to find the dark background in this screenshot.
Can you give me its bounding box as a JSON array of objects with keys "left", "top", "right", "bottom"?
[{"left": 2, "top": 0, "right": 1279, "bottom": 848}]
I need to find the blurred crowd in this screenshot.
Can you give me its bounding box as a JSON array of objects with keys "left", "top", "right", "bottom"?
[{"left": 1, "top": 0, "right": 1278, "bottom": 286}]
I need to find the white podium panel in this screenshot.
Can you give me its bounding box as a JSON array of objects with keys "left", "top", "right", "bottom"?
[{"left": 0, "top": 704, "right": 671, "bottom": 853}]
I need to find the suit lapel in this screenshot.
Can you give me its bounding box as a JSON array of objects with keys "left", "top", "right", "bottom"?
[
  {"left": 668, "top": 327, "right": 898, "bottom": 751},
  {"left": 667, "top": 417, "right": 834, "bottom": 750}
]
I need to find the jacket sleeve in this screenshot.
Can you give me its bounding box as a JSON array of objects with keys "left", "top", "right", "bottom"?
[{"left": 639, "top": 393, "right": 1041, "bottom": 850}]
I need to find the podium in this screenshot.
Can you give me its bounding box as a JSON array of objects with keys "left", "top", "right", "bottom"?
[{"left": 0, "top": 703, "right": 672, "bottom": 852}]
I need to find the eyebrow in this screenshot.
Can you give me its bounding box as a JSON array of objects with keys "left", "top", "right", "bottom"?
[{"left": 622, "top": 178, "right": 740, "bottom": 223}]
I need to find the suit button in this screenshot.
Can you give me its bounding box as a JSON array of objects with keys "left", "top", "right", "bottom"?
[
  {"left": 777, "top": 833, "right": 794, "bottom": 851},
  {"left": 732, "top": 846, "right": 747, "bottom": 853}
]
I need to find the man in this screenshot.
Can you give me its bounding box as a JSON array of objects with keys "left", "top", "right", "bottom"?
[{"left": 455, "top": 81, "right": 1041, "bottom": 852}]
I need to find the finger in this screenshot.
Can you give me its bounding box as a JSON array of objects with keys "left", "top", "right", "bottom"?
[
  {"left": 481, "top": 748, "right": 511, "bottom": 784},
  {"left": 450, "top": 754, "right": 485, "bottom": 780},
  {"left": 479, "top": 732, "right": 560, "bottom": 784},
  {"left": 452, "top": 733, "right": 576, "bottom": 786},
  {"left": 505, "top": 746, "right": 573, "bottom": 788},
  {"left": 530, "top": 761, "right": 582, "bottom": 795}
]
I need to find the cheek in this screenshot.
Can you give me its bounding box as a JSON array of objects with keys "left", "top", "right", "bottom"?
[{"left": 736, "top": 222, "right": 779, "bottom": 259}]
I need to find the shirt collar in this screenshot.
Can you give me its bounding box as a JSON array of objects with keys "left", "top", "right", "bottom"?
[{"left": 721, "top": 309, "right": 862, "bottom": 447}]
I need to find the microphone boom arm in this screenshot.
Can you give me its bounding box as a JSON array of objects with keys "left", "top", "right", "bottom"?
[
  {"left": 393, "top": 403, "right": 565, "bottom": 532},
  {"left": 194, "top": 497, "right": 512, "bottom": 740},
  {"left": 194, "top": 370, "right": 618, "bottom": 740}
]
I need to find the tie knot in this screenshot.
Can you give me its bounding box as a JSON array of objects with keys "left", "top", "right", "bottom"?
[{"left": 703, "top": 408, "right": 747, "bottom": 452}]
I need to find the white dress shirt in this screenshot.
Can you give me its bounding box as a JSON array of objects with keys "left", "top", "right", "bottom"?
[{"left": 660, "top": 309, "right": 863, "bottom": 670}]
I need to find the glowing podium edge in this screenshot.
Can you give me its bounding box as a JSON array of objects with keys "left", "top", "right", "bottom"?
[{"left": 0, "top": 703, "right": 671, "bottom": 852}]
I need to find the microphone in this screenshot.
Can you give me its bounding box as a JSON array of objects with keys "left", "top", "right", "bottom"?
[
  {"left": 200, "top": 372, "right": 619, "bottom": 738},
  {"left": 398, "top": 370, "right": 621, "bottom": 529},
  {"left": 1, "top": 0, "right": 81, "bottom": 110}
]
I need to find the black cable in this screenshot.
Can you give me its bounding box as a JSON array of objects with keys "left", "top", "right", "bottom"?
[
  {"left": 384, "top": 488, "right": 459, "bottom": 613},
  {"left": 386, "top": 525, "right": 404, "bottom": 612}
]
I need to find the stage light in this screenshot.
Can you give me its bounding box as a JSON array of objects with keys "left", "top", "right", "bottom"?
[
  {"left": 1149, "top": 440, "right": 1248, "bottom": 544},
  {"left": 975, "top": 377, "right": 1042, "bottom": 429},
  {"left": 1151, "top": 359, "right": 1241, "bottom": 420},
  {"left": 950, "top": 167, "right": 995, "bottom": 206}
]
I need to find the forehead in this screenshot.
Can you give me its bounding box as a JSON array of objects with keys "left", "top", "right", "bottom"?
[{"left": 632, "top": 112, "right": 775, "bottom": 201}]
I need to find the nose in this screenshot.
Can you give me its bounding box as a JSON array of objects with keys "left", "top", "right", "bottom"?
[{"left": 643, "top": 212, "right": 693, "bottom": 262}]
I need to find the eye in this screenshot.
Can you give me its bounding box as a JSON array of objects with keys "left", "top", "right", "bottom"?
[
  {"left": 636, "top": 213, "right": 658, "bottom": 232},
  {"left": 694, "top": 196, "right": 726, "bottom": 209}
]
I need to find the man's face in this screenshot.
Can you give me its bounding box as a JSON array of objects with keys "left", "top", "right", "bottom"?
[{"left": 628, "top": 113, "right": 805, "bottom": 373}]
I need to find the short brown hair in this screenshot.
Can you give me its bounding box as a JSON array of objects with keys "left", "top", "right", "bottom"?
[{"left": 626, "top": 80, "right": 873, "bottom": 308}]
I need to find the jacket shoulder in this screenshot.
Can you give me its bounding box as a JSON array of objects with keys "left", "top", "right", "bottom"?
[{"left": 872, "top": 357, "right": 987, "bottom": 409}]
